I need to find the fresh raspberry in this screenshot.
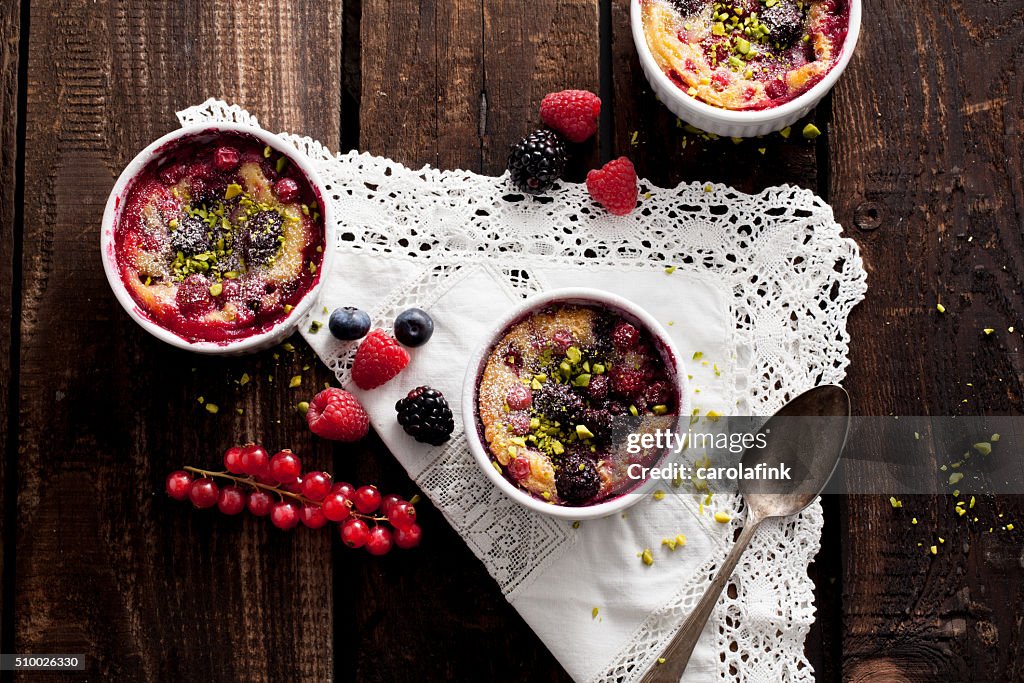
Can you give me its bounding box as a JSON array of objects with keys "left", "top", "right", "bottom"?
[
  {"left": 587, "top": 373, "right": 610, "bottom": 401},
  {"left": 509, "top": 412, "right": 532, "bottom": 436},
  {"left": 611, "top": 366, "right": 645, "bottom": 396},
  {"left": 612, "top": 321, "right": 641, "bottom": 350},
  {"left": 551, "top": 329, "right": 575, "bottom": 353},
  {"left": 586, "top": 157, "right": 639, "bottom": 216},
  {"left": 539, "top": 90, "right": 601, "bottom": 143},
  {"left": 306, "top": 388, "right": 370, "bottom": 442},
  {"left": 351, "top": 330, "right": 410, "bottom": 390}
]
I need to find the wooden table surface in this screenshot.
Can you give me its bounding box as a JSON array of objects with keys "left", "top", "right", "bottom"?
[{"left": 1, "top": 1, "right": 1022, "bottom": 681}]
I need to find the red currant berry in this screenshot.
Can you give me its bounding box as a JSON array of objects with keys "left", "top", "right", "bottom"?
[
  {"left": 353, "top": 485, "right": 382, "bottom": 514},
  {"left": 274, "top": 178, "right": 300, "bottom": 203},
  {"left": 508, "top": 456, "right": 531, "bottom": 481},
  {"left": 321, "top": 492, "right": 352, "bottom": 522},
  {"left": 283, "top": 476, "right": 304, "bottom": 494},
  {"left": 270, "top": 501, "right": 301, "bottom": 530},
  {"left": 189, "top": 478, "right": 219, "bottom": 509},
  {"left": 332, "top": 481, "right": 356, "bottom": 498},
  {"left": 213, "top": 146, "right": 240, "bottom": 172},
  {"left": 217, "top": 486, "right": 246, "bottom": 515},
  {"left": 247, "top": 490, "right": 273, "bottom": 516},
  {"left": 506, "top": 384, "right": 532, "bottom": 410},
  {"left": 300, "top": 504, "right": 329, "bottom": 529},
  {"left": 223, "top": 446, "right": 245, "bottom": 474},
  {"left": 380, "top": 494, "right": 404, "bottom": 517},
  {"left": 365, "top": 526, "right": 393, "bottom": 556},
  {"left": 387, "top": 502, "right": 417, "bottom": 529},
  {"left": 393, "top": 523, "right": 422, "bottom": 549},
  {"left": 269, "top": 449, "right": 302, "bottom": 483},
  {"left": 340, "top": 518, "right": 370, "bottom": 548},
  {"left": 166, "top": 470, "right": 193, "bottom": 500},
  {"left": 301, "top": 471, "right": 332, "bottom": 501},
  {"left": 240, "top": 443, "right": 270, "bottom": 476}
]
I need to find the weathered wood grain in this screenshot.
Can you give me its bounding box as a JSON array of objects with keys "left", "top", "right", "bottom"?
[
  {"left": 0, "top": 0, "right": 22, "bottom": 655},
  {"left": 354, "top": 1, "right": 599, "bottom": 679},
  {"left": 15, "top": 1, "right": 340, "bottom": 679},
  {"left": 833, "top": 1, "right": 1024, "bottom": 680}
]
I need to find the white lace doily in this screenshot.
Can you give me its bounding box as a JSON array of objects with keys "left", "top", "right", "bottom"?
[{"left": 178, "top": 99, "right": 866, "bottom": 683}]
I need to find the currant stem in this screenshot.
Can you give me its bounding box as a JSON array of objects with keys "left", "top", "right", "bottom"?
[{"left": 183, "top": 466, "right": 388, "bottom": 521}]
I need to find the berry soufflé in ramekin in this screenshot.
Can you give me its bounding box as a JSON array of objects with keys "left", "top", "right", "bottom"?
[
  {"left": 102, "top": 125, "right": 329, "bottom": 351},
  {"left": 641, "top": 0, "right": 852, "bottom": 110},
  {"left": 466, "top": 292, "right": 686, "bottom": 518}
]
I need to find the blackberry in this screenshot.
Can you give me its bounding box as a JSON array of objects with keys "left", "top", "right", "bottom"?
[
  {"left": 760, "top": 1, "right": 805, "bottom": 47},
  {"left": 170, "top": 214, "right": 210, "bottom": 255},
  {"left": 534, "top": 382, "right": 586, "bottom": 425},
  {"left": 507, "top": 129, "right": 567, "bottom": 195},
  {"left": 396, "top": 386, "right": 455, "bottom": 446},
  {"left": 669, "top": 0, "right": 702, "bottom": 15},
  {"left": 580, "top": 408, "right": 613, "bottom": 444},
  {"left": 555, "top": 451, "right": 600, "bottom": 504},
  {"left": 242, "top": 210, "right": 284, "bottom": 265}
]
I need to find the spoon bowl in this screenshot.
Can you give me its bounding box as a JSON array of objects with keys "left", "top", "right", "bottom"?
[{"left": 640, "top": 385, "right": 851, "bottom": 682}]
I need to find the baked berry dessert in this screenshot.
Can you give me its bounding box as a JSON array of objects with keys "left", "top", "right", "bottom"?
[
  {"left": 475, "top": 303, "right": 679, "bottom": 507},
  {"left": 112, "top": 131, "right": 325, "bottom": 343},
  {"left": 641, "top": 0, "right": 851, "bottom": 110}
]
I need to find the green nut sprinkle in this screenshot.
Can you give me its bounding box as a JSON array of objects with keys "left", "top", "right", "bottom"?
[
  {"left": 576, "top": 425, "right": 595, "bottom": 439},
  {"left": 205, "top": 403, "right": 219, "bottom": 414},
  {"left": 297, "top": 401, "right": 310, "bottom": 415},
  {"left": 973, "top": 442, "right": 992, "bottom": 455},
  {"left": 276, "top": 156, "right": 288, "bottom": 173},
  {"left": 263, "top": 146, "right": 272, "bottom": 158},
  {"left": 802, "top": 123, "right": 822, "bottom": 139},
  {"left": 641, "top": 549, "right": 654, "bottom": 566},
  {"left": 289, "top": 375, "right": 302, "bottom": 388},
  {"left": 209, "top": 282, "right": 223, "bottom": 297}
]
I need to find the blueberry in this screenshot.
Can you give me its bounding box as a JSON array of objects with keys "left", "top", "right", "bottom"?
[
  {"left": 394, "top": 308, "right": 434, "bottom": 348},
  {"left": 328, "top": 307, "right": 371, "bottom": 340}
]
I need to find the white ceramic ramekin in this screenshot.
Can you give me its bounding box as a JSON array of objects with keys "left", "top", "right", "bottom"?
[
  {"left": 100, "top": 122, "right": 334, "bottom": 355},
  {"left": 631, "top": 0, "right": 862, "bottom": 137},
  {"left": 462, "top": 288, "right": 690, "bottom": 520}
]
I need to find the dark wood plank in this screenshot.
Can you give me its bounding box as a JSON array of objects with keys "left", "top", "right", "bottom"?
[
  {"left": 834, "top": 1, "right": 1024, "bottom": 680},
  {"left": 353, "top": 1, "right": 598, "bottom": 680},
  {"left": 0, "top": 0, "right": 22, "bottom": 654},
  {"left": 15, "top": 1, "right": 340, "bottom": 679},
  {"left": 607, "top": 3, "right": 839, "bottom": 679}
]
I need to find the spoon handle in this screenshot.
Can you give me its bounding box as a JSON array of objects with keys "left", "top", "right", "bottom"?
[{"left": 639, "top": 517, "right": 761, "bottom": 683}]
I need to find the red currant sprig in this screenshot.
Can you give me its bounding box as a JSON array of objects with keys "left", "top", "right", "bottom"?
[{"left": 165, "top": 443, "right": 422, "bottom": 554}]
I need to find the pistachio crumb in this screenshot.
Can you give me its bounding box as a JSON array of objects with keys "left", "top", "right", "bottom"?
[
  {"left": 889, "top": 497, "right": 903, "bottom": 509},
  {"left": 240, "top": 373, "right": 250, "bottom": 386},
  {"left": 665, "top": 266, "right": 677, "bottom": 274},
  {"left": 990, "top": 433, "right": 1001, "bottom": 442},
  {"left": 572, "top": 521, "right": 580, "bottom": 529},
  {"left": 641, "top": 548, "right": 654, "bottom": 566},
  {"left": 911, "top": 517, "right": 918, "bottom": 525},
  {"left": 973, "top": 442, "right": 992, "bottom": 455},
  {"left": 297, "top": 401, "right": 310, "bottom": 415},
  {"left": 289, "top": 375, "right": 302, "bottom": 388},
  {"left": 929, "top": 545, "right": 938, "bottom": 555},
  {"left": 205, "top": 403, "right": 219, "bottom": 414},
  {"left": 309, "top": 320, "right": 322, "bottom": 333},
  {"left": 983, "top": 328, "right": 995, "bottom": 335},
  {"left": 657, "top": 658, "right": 666, "bottom": 665},
  {"left": 592, "top": 607, "right": 599, "bottom": 619},
  {"left": 653, "top": 489, "right": 666, "bottom": 501},
  {"left": 714, "top": 511, "right": 731, "bottom": 523},
  {"left": 802, "top": 123, "right": 821, "bottom": 139},
  {"left": 937, "top": 303, "right": 946, "bottom": 313},
  {"left": 949, "top": 472, "right": 964, "bottom": 485}
]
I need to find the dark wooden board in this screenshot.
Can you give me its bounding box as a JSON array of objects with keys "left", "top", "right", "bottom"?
[
  {"left": 0, "top": 0, "right": 23, "bottom": 655},
  {"left": 833, "top": 1, "right": 1024, "bottom": 680},
  {"left": 13, "top": 1, "right": 341, "bottom": 680},
  {"left": 351, "top": 1, "right": 599, "bottom": 680}
]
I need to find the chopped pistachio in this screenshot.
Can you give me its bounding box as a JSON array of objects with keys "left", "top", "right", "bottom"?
[
  {"left": 889, "top": 497, "right": 903, "bottom": 509},
  {"left": 576, "top": 425, "right": 595, "bottom": 439},
  {"left": 629, "top": 405, "right": 639, "bottom": 417},
  {"left": 289, "top": 375, "right": 302, "bottom": 388},
  {"left": 263, "top": 145, "right": 272, "bottom": 158},
  {"left": 1008, "top": 523, "right": 1015, "bottom": 531},
  {"left": 983, "top": 328, "right": 995, "bottom": 335},
  {"left": 572, "top": 521, "right": 580, "bottom": 529},
  {"left": 692, "top": 351, "right": 704, "bottom": 360},
  {"left": 653, "top": 489, "right": 666, "bottom": 501},
  {"left": 653, "top": 404, "right": 669, "bottom": 415},
  {"left": 309, "top": 320, "right": 322, "bottom": 333},
  {"left": 240, "top": 373, "right": 251, "bottom": 386},
  {"left": 714, "top": 511, "right": 731, "bottom": 523},
  {"left": 641, "top": 548, "right": 654, "bottom": 566},
  {"left": 205, "top": 403, "right": 219, "bottom": 414},
  {"left": 276, "top": 156, "right": 288, "bottom": 173},
  {"left": 297, "top": 401, "right": 310, "bottom": 415},
  {"left": 929, "top": 545, "right": 938, "bottom": 555},
  {"left": 665, "top": 266, "right": 677, "bottom": 274},
  {"left": 209, "top": 282, "right": 223, "bottom": 297},
  {"left": 492, "top": 461, "right": 502, "bottom": 474},
  {"left": 936, "top": 303, "right": 946, "bottom": 313},
  {"left": 948, "top": 472, "right": 964, "bottom": 485},
  {"left": 284, "top": 304, "right": 294, "bottom": 314},
  {"left": 779, "top": 126, "right": 792, "bottom": 139},
  {"left": 802, "top": 123, "right": 822, "bottom": 139},
  {"left": 592, "top": 607, "right": 599, "bottom": 619},
  {"left": 224, "top": 183, "right": 243, "bottom": 200},
  {"left": 973, "top": 442, "right": 992, "bottom": 455},
  {"left": 911, "top": 517, "right": 918, "bottom": 525},
  {"left": 662, "top": 537, "right": 677, "bottom": 550},
  {"left": 706, "top": 410, "right": 721, "bottom": 422},
  {"left": 676, "top": 533, "right": 687, "bottom": 547},
  {"left": 991, "top": 433, "right": 1001, "bottom": 442}
]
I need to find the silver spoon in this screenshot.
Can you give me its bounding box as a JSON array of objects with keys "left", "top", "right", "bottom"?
[{"left": 639, "top": 384, "right": 850, "bottom": 683}]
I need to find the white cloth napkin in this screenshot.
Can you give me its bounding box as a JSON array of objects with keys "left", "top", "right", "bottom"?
[{"left": 178, "top": 99, "right": 868, "bottom": 683}]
